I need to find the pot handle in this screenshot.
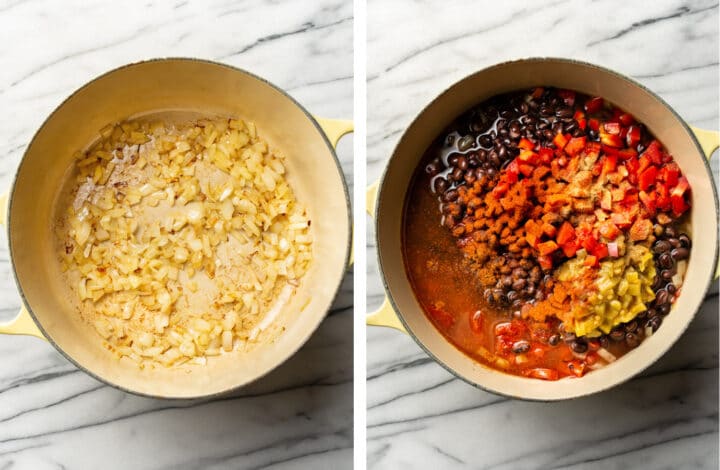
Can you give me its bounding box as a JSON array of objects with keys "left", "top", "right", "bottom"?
[
  {"left": 689, "top": 126, "right": 720, "bottom": 279},
  {"left": 315, "top": 117, "right": 355, "bottom": 266},
  {"left": 365, "top": 180, "right": 407, "bottom": 333},
  {"left": 0, "top": 192, "right": 45, "bottom": 339}
]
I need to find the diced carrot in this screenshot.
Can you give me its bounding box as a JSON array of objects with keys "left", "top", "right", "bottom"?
[
  {"left": 556, "top": 221, "right": 575, "bottom": 245},
  {"left": 553, "top": 133, "right": 569, "bottom": 150},
  {"left": 583, "top": 254, "right": 598, "bottom": 267},
  {"left": 518, "top": 138, "right": 535, "bottom": 150},
  {"left": 537, "top": 255, "right": 554, "bottom": 270},
  {"left": 537, "top": 240, "right": 559, "bottom": 256},
  {"left": 561, "top": 240, "right": 578, "bottom": 258},
  {"left": 542, "top": 222, "right": 557, "bottom": 238},
  {"left": 564, "top": 136, "right": 586, "bottom": 156}
]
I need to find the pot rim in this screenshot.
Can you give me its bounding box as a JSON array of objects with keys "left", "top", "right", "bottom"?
[
  {"left": 6, "top": 57, "right": 352, "bottom": 400},
  {"left": 374, "top": 56, "right": 719, "bottom": 401}
]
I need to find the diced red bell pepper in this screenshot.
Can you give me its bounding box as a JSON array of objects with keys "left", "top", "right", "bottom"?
[
  {"left": 585, "top": 96, "right": 604, "bottom": 114},
  {"left": 519, "top": 163, "right": 535, "bottom": 177},
  {"left": 601, "top": 155, "right": 618, "bottom": 176},
  {"left": 558, "top": 89, "right": 576, "bottom": 106},
  {"left": 603, "top": 122, "right": 621, "bottom": 135},
  {"left": 573, "top": 110, "right": 587, "bottom": 130},
  {"left": 537, "top": 255, "right": 554, "bottom": 270},
  {"left": 588, "top": 118, "right": 600, "bottom": 132},
  {"left": 556, "top": 221, "right": 576, "bottom": 245},
  {"left": 656, "top": 184, "right": 671, "bottom": 211},
  {"left": 564, "top": 136, "right": 586, "bottom": 156},
  {"left": 618, "top": 148, "right": 638, "bottom": 160},
  {"left": 598, "top": 220, "right": 620, "bottom": 240},
  {"left": 618, "top": 113, "right": 635, "bottom": 126},
  {"left": 531, "top": 87, "right": 544, "bottom": 99},
  {"left": 538, "top": 147, "right": 554, "bottom": 164},
  {"left": 638, "top": 165, "right": 658, "bottom": 191},
  {"left": 542, "top": 222, "right": 557, "bottom": 238},
  {"left": 584, "top": 142, "right": 602, "bottom": 158},
  {"left": 537, "top": 240, "right": 559, "bottom": 256},
  {"left": 600, "top": 132, "right": 623, "bottom": 148},
  {"left": 637, "top": 155, "right": 652, "bottom": 176},
  {"left": 561, "top": 240, "right": 578, "bottom": 258},
  {"left": 626, "top": 125, "right": 641, "bottom": 148},
  {"left": 642, "top": 140, "right": 663, "bottom": 165},
  {"left": 518, "top": 149, "right": 539, "bottom": 165},
  {"left": 518, "top": 138, "right": 535, "bottom": 151},
  {"left": 670, "top": 176, "right": 691, "bottom": 216},
  {"left": 663, "top": 163, "right": 680, "bottom": 187},
  {"left": 505, "top": 160, "right": 519, "bottom": 182},
  {"left": 583, "top": 255, "right": 598, "bottom": 267},
  {"left": 469, "top": 310, "right": 484, "bottom": 334},
  {"left": 591, "top": 243, "right": 609, "bottom": 260},
  {"left": 639, "top": 190, "right": 657, "bottom": 215},
  {"left": 553, "top": 132, "right": 569, "bottom": 150},
  {"left": 523, "top": 368, "right": 559, "bottom": 381}
]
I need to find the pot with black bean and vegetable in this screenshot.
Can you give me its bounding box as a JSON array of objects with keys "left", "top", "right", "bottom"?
[{"left": 367, "top": 58, "right": 718, "bottom": 400}]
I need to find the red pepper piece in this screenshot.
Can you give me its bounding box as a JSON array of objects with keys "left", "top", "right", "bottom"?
[
  {"left": 585, "top": 96, "right": 604, "bottom": 114},
  {"left": 537, "top": 255, "right": 554, "bottom": 270},
  {"left": 618, "top": 113, "right": 635, "bottom": 126},
  {"left": 670, "top": 176, "right": 691, "bottom": 216},
  {"left": 561, "top": 240, "right": 578, "bottom": 258},
  {"left": 573, "top": 110, "right": 587, "bottom": 130},
  {"left": 553, "top": 132, "right": 569, "bottom": 150},
  {"left": 531, "top": 87, "right": 544, "bottom": 99},
  {"left": 492, "top": 181, "right": 509, "bottom": 198},
  {"left": 642, "top": 140, "right": 663, "bottom": 165},
  {"left": 603, "top": 122, "right": 621, "bottom": 135},
  {"left": 428, "top": 305, "right": 454, "bottom": 330},
  {"left": 656, "top": 184, "right": 671, "bottom": 211},
  {"left": 564, "top": 136, "right": 586, "bottom": 156},
  {"left": 601, "top": 155, "right": 618, "bottom": 176},
  {"left": 638, "top": 166, "right": 658, "bottom": 191},
  {"left": 618, "top": 148, "right": 638, "bottom": 160},
  {"left": 591, "top": 243, "right": 609, "bottom": 260},
  {"left": 518, "top": 149, "right": 539, "bottom": 165},
  {"left": 556, "top": 221, "right": 576, "bottom": 246},
  {"left": 588, "top": 118, "right": 600, "bottom": 132},
  {"left": 600, "top": 132, "right": 623, "bottom": 148},
  {"left": 639, "top": 190, "right": 657, "bottom": 215},
  {"left": 518, "top": 163, "right": 535, "bottom": 177},
  {"left": 518, "top": 138, "right": 535, "bottom": 151},
  {"left": 558, "top": 89, "right": 576, "bottom": 106},
  {"left": 537, "top": 240, "right": 559, "bottom": 256},
  {"left": 663, "top": 163, "right": 680, "bottom": 187},
  {"left": 538, "top": 147, "right": 554, "bottom": 164},
  {"left": 626, "top": 125, "right": 641, "bottom": 148}
]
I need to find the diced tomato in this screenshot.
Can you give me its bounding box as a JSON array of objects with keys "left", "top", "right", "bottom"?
[
  {"left": 583, "top": 255, "right": 598, "bottom": 267},
  {"left": 603, "top": 122, "right": 621, "bottom": 135},
  {"left": 538, "top": 147, "right": 554, "bottom": 164},
  {"left": 553, "top": 132, "right": 569, "bottom": 150},
  {"left": 561, "top": 240, "right": 578, "bottom": 258},
  {"left": 618, "top": 113, "right": 634, "bottom": 126},
  {"left": 639, "top": 190, "right": 657, "bottom": 215},
  {"left": 537, "top": 255, "right": 553, "bottom": 270},
  {"left": 492, "top": 181, "right": 509, "bottom": 198},
  {"left": 523, "top": 368, "right": 559, "bottom": 381},
  {"left": 537, "top": 240, "right": 559, "bottom": 256},
  {"left": 558, "top": 89, "right": 576, "bottom": 106},
  {"left": 585, "top": 96, "right": 604, "bottom": 114},
  {"left": 626, "top": 125, "right": 641, "bottom": 148},
  {"left": 556, "top": 221, "right": 576, "bottom": 245},
  {"left": 564, "top": 136, "right": 586, "bottom": 156},
  {"left": 518, "top": 138, "right": 535, "bottom": 151},
  {"left": 531, "top": 87, "right": 544, "bottom": 99},
  {"left": 598, "top": 220, "right": 620, "bottom": 240},
  {"left": 638, "top": 165, "right": 658, "bottom": 191},
  {"left": 663, "top": 163, "right": 680, "bottom": 187},
  {"left": 642, "top": 140, "right": 663, "bottom": 165},
  {"left": 588, "top": 118, "right": 600, "bottom": 132}
]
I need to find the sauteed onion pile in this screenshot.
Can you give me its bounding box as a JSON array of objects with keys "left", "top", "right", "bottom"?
[{"left": 56, "top": 117, "right": 312, "bottom": 369}]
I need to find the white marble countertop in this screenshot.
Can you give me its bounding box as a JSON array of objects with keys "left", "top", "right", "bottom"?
[
  {"left": 0, "top": 1, "right": 353, "bottom": 469},
  {"left": 367, "top": 0, "right": 719, "bottom": 468}
]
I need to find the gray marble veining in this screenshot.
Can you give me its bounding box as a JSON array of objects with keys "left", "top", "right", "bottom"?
[
  {"left": 367, "top": 0, "right": 718, "bottom": 468},
  {"left": 0, "top": 1, "right": 353, "bottom": 469}
]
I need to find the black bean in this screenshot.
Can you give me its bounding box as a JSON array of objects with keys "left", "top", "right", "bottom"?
[
  {"left": 433, "top": 177, "right": 448, "bottom": 194},
  {"left": 458, "top": 135, "right": 475, "bottom": 152},
  {"left": 610, "top": 328, "right": 625, "bottom": 342},
  {"left": 457, "top": 156, "right": 468, "bottom": 171},
  {"left": 502, "top": 276, "right": 513, "bottom": 288},
  {"left": 646, "top": 307, "right": 658, "bottom": 318},
  {"left": 543, "top": 129, "right": 554, "bottom": 141},
  {"left": 668, "top": 237, "right": 681, "bottom": 248},
  {"left": 463, "top": 170, "right": 476, "bottom": 184},
  {"left": 540, "top": 105, "right": 554, "bottom": 117},
  {"left": 512, "top": 278, "right": 526, "bottom": 291},
  {"left": 671, "top": 247, "right": 689, "bottom": 261},
  {"left": 556, "top": 107, "right": 574, "bottom": 118},
  {"left": 658, "top": 253, "right": 673, "bottom": 269},
  {"left": 445, "top": 134, "right": 456, "bottom": 147},
  {"left": 659, "top": 303, "right": 671, "bottom": 315},
  {"left": 564, "top": 332, "right": 577, "bottom": 343},
  {"left": 679, "top": 234, "right": 691, "bottom": 248},
  {"left": 552, "top": 122, "right": 563, "bottom": 135},
  {"left": 667, "top": 283, "right": 676, "bottom": 295},
  {"left": 571, "top": 127, "right": 584, "bottom": 137},
  {"left": 479, "top": 135, "right": 493, "bottom": 148},
  {"left": 535, "top": 290, "right": 544, "bottom": 301},
  {"left": 512, "top": 268, "right": 528, "bottom": 279},
  {"left": 599, "top": 336, "right": 610, "bottom": 349},
  {"left": 507, "top": 290, "right": 519, "bottom": 303},
  {"left": 653, "top": 240, "right": 671, "bottom": 254},
  {"left": 625, "top": 332, "right": 639, "bottom": 348},
  {"left": 442, "top": 189, "right": 458, "bottom": 202},
  {"left": 570, "top": 340, "right": 588, "bottom": 353},
  {"left": 451, "top": 167, "right": 464, "bottom": 182},
  {"left": 488, "top": 151, "right": 501, "bottom": 168},
  {"left": 425, "top": 159, "right": 442, "bottom": 176},
  {"left": 625, "top": 320, "right": 638, "bottom": 333},
  {"left": 661, "top": 269, "right": 673, "bottom": 281},
  {"left": 665, "top": 226, "right": 678, "bottom": 238},
  {"left": 647, "top": 315, "right": 662, "bottom": 332},
  {"left": 655, "top": 289, "right": 669, "bottom": 305},
  {"left": 448, "top": 154, "right": 459, "bottom": 166},
  {"left": 548, "top": 334, "right": 561, "bottom": 346},
  {"left": 512, "top": 340, "right": 531, "bottom": 354}
]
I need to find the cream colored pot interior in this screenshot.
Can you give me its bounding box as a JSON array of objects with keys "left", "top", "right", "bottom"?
[
  {"left": 10, "top": 59, "right": 350, "bottom": 398},
  {"left": 377, "top": 58, "right": 718, "bottom": 400}
]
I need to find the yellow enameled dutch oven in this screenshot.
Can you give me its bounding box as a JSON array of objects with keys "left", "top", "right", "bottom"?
[
  {"left": 367, "top": 58, "right": 719, "bottom": 401},
  {"left": 0, "top": 58, "right": 353, "bottom": 399}
]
